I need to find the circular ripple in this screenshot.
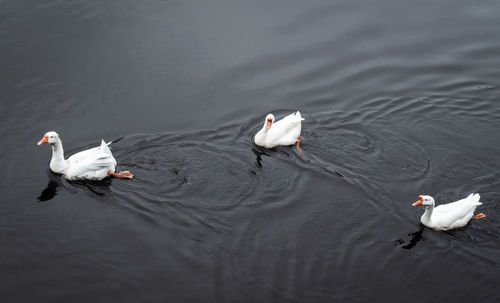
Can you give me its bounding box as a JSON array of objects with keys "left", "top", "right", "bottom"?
[
  {"left": 111, "top": 134, "right": 256, "bottom": 210},
  {"left": 301, "top": 121, "right": 430, "bottom": 183},
  {"left": 108, "top": 125, "right": 308, "bottom": 220}
]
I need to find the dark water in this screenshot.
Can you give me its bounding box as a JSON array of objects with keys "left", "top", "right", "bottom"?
[{"left": 1, "top": 0, "right": 499, "bottom": 302}]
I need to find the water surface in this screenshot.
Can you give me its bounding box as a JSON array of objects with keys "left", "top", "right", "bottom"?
[{"left": 1, "top": 1, "right": 499, "bottom": 302}]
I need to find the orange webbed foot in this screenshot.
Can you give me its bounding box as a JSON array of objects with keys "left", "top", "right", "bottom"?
[
  {"left": 108, "top": 170, "right": 134, "bottom": 179},
  {"left": 296, "top": 138, "right": 303, "bottom": 154},
  {"left": 471, "top": 213, "right": 486, "bottom": 220}
]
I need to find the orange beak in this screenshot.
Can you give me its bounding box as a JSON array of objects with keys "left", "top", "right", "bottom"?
[
  {"left": 412, "top": 195, "right": 423, "bottom": 206},
  {"left": 37, "top": 134, "right": 48, "bottom": 145},
  {"left": 267, "top": 119, "right": 272, "bottom": 129}
]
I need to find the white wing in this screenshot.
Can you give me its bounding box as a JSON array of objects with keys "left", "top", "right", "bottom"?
[
  {"left": 268, "top": 111, "right": 304, "bottom": 146},
  {"left": 66, "top": 140, "right": 116, "bottom": 179},
  {"left": 433, "top": 193, "right": 481, "bottom": 229}
]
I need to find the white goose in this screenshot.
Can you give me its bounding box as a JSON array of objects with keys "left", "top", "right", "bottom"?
[
  {"left": 37, "top": 131, "right": 133, "bottom": 180},
  {"left": 412, "top": 193, "right": 486, "bottom": 230},
  {"left": 254, "top": 111, "right": 304, "bottom": 151}
]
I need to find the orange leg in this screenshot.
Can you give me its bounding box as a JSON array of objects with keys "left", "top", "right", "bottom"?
[
  {"left": 108, "top": 170, "right": 134, "bottom": 179},
  {"left": 296, "top": 138, "right": 303, "bottom": 154},
  {"left": 471, "top": 213, "right": 486, "bottom": 220}
]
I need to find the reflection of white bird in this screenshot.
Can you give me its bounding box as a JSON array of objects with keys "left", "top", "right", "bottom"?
[
  {"left": 254, "top": 111, "right": 304, "bottom": 151},
  {"left": 412, "top": 193, "right": 486, "bottom": 230},
  {"left": 37, "top": 131, "right": 133, "bottom": 180}
]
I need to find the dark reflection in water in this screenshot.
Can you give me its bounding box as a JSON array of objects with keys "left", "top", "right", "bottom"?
[
  {"left": 37, "top": 180, "right": 59, "bottom": 202},
  {"left": 37, "top": 171, "right": 62, "bottom": 202},
  {"left": 252, "top": 147, "right": 265, "bottom": 169},
  {"left": 2, "top": 0, "right": 500, "bottom": 302},
  {"left": 394, "top": 225, "right": 425, "bottom": 250},
  {"left": 37, "top": 172, "right": 113, "bottom": 201}
]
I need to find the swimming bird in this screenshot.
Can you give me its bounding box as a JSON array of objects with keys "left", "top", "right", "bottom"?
[
  {"left": 254, "top": 111, "right": 304, "bottom": 151},
  {"left": 37, "top": 131, "right": 133, "bottom": 180},
  {"left": 412, "top": 193, "right": 486, "bottom": 230}
]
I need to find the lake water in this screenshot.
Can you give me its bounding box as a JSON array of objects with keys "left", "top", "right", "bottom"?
[{"left": 1, "top": 1, "right": 499, "bottom": 302}]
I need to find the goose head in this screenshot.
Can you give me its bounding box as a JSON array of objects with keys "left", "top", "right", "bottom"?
[
  {"left": 37, "top": 131, "right": 60, "bottom": 145},
  {"left": 412, "top": 195, "right": 435, "bottom": 209},
  {"left": 265, "top": 114, "right": 275, "bottom": 129}
]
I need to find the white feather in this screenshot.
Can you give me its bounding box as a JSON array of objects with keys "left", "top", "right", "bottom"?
[
  {"left": 41, "top": 132, "right": 118, "bottom": 180},
  {"left": 254, "top": 111, "right": 304, "bottom": 148},
  {"left": 417, "top": 193, "right": 484, "bottom": 230}
]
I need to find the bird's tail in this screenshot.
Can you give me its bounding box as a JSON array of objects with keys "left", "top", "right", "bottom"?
[
  {"left": 468, "top": 193, "right": 482, "bottom": 205},
  {"left": 100, "top": 139, "right": 113, "bottom": 152},
  {"left": 295, "top": 111, "right": 305, "bottom": 121}
]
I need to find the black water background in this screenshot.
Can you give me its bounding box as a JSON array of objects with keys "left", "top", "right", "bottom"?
[{"left": 1, "top": 1, "right": 500, "bottom": 302}]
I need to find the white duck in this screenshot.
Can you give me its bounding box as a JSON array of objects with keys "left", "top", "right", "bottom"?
[
  {"left": 37, "top": 131, "right": 133, "bottom": 180},
  {"left": 254, "top": 111, "right": 304, "bottom": 151},
  {"left": 412, "top": 193, "right": 486, "bottom": 230}
]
